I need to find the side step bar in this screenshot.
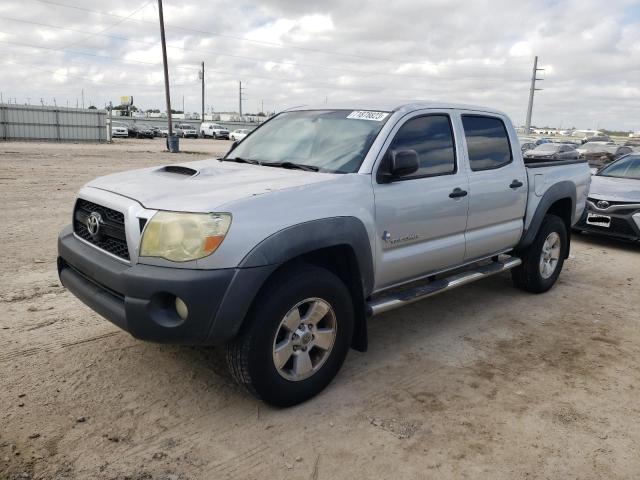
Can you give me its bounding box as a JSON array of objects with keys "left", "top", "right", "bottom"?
[{"left": 366, "top": 256, "right": 522, "bottom": 316}]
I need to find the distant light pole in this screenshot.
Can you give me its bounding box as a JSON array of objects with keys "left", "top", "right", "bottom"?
[
  {"left": 524, "top": 56, "right": 544, "bottom": 134},
  {"left": 157, "top": 0, "right": 177, "bottom": 151},
  {"left": 200, "top": 61, "right": 205, "bottom": 122}
]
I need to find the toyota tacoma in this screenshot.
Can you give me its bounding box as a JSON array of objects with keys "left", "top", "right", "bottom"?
[{"left": 58, "top": 102, "right": 590, "bottom": 406}]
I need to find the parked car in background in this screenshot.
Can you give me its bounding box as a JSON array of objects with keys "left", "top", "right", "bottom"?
[
  {"left": 200, "top": 122, "right": 230, "bottom": 139},
  {"left": 148, "top": 125, "right": 161, "bottom": 137},
  {"left": 175, "top": 124, "right": 199, "bottom": 138},
  {"left": 576, "top": 144, "right": 633, "bottom": 168},
  {"left": 131, "top": 124, "right": 155, "bottom": 139},
  {"left": 523, "top": 143, "right": 579, "bottom": 160},
  {"left": 110, "top": 122, "right": 129, "bottom": 138},
  {"left": 520, "top": 141, "right": 537, "bottom": 153},
  {"left": 159, "top": 127, "right": 169, "bottom": 137},
  {"left": 58, "top": 102, "right": 590, "bottom": 406},
  {"left": 582, "top": 135, "right": 612, "bottom": 144},
  {"left": 230, "top": 129, "right": 250, "bottom": 142},
  {"left": 574, "top": 154, "right": 640, "bottom": 241}
]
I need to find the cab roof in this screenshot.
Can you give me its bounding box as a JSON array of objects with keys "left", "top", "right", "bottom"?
[{"left": 284, "top": 100, "right": 507, "bottom": 117}]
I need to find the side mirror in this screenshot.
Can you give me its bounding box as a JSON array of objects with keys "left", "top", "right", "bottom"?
[
  {"left": 589, "top": 167, "right": 598, "bottom": 175},
  {"left": 379, "top": 149, "right": 419, "bottom": 182}
]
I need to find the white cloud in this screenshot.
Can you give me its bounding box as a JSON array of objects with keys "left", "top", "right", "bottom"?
[
  {"left": 0, "top": 0, "right": 637, "bottom": 129},
  {"left": 510, "top": 41, "right": 532, "bottom": 57}
]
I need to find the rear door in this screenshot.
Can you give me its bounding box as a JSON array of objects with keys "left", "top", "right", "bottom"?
[
  {"left": 459, "top": 113, "right": 527, "bottom": 260},
  {"left": 373, "top": 111, "right": 469, "bottom": 290}
]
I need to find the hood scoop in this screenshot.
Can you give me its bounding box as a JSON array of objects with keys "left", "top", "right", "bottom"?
[{"left": 157, "top": 165, "right": 198, "bottom": 177}]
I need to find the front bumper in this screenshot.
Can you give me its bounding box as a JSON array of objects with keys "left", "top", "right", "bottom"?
[
  {"left": 575, "top": 201, "right": 640, "bottom": 241},
  {"left": 57, "top": 226, "right": 276, "bottom": 344}
]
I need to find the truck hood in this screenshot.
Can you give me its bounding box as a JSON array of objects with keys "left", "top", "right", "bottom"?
[
  {"left": 86, "top": 159, "right": 337, "bottom": 211},
  {"left": 589, "top": 175, "right": 640, "bottom": 202}
]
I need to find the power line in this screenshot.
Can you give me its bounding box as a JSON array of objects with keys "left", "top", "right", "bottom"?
[
  {"left": 2, "top": 58, "right": 199, "bottom": 88},
  {"left": 29, "top": 0, "right": 529, "bottom": 72},
  {"left": 56, "top": 0, "right": 153, "bottom": 50},
  {"left": 0, "top": 38, "right": 483, "bottom": 97},
  {"left": 0, "top": 15, "right": 527, "bottom": 82}
]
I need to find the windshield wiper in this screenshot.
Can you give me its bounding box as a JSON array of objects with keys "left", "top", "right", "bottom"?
[
  {"left": 262, "top": 161, "right": 319, "bottom": 172},
  {"left": 222, "top": 157, "right": 261, "bottom": 165}
]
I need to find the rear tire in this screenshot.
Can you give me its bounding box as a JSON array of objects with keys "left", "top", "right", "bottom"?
[
  {"left": 226, "top": 264, "right": 354, "bottom": 407},
  {"left": 511, "top": 214, "right": 567, "bottom": 293}
]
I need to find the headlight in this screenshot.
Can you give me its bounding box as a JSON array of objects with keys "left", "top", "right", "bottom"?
[{"left": 140, "top": 211, "right": 231, "bottom": 262}]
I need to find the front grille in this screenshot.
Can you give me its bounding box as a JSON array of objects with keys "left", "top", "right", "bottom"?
[
  {"left": 588, "top": 198, "right": 640, "bottom": 215},
  {"left": 73, "top": 199, "right": 130, "bottom": 260}
]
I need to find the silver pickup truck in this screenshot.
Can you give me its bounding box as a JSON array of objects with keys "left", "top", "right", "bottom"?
[{"left": 57, "top": 102, "right": 590, "bottom": 406}]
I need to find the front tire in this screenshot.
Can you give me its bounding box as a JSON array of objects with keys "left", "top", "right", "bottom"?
[
  {"left": 511, "top": 214, "right": 567, "bottom": 293},
  {"left": 226, "top": 264, "right": 354, "bottom": 407}
]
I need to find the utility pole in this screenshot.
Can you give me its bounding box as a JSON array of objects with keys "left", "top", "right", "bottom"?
[
  {"left": 239, "top": 81, "right": 244, "bottom": 118},
  {"left": 524, "top": 56, "right": 544, "bottom": 134},
  {"left": 199, "top": 61, "right": 205, "bottom": 122},
  {"left": 108, "top": 101, "right": 113, "bottom": 143},
  {"left": 157, "top": 0, "right": 176, "bottom": 151}
]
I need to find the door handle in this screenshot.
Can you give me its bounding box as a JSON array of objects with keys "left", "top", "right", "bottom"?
[
  {"left": 449, "top": 187, "right": 468, "bottom": 198},
  {"left": 509, "top": 179, "right": 524, "bottom": 189}
]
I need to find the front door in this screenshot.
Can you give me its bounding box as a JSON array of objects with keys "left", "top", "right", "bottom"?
[{"left": 373, "top": 113, "right": 469, "bottom": 290}]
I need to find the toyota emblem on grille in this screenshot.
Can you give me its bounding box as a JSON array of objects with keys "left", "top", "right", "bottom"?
[
  {"left": 86, "top": 211, "right": 103, "bottom": 237},
  {"left": 596, "top": 200, "right": 610, "bottom": 209}
]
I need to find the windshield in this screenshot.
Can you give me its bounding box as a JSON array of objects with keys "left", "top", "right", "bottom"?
[
  {"left": 225, "top": 109, "right": 390, "bottom": 173},
  {"left": 598, "top": 155, "right": 640, "bottom": 179}
]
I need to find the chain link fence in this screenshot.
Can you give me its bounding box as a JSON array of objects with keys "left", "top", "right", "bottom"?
[{"left": 0, "top": 103, "right": 107, "bottom": 142}]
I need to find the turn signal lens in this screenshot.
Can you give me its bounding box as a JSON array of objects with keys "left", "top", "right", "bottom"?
[{"left": 140, "top": 211, "right": 231, "bottom": 262}]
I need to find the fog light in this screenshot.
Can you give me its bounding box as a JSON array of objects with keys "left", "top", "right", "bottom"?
[{"left": 175, "top": 297, "right": 189, "bottom": 320}]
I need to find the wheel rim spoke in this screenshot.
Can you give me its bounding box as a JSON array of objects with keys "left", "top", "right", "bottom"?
[
  {"left": 303, "top": 300, "right": 330, "bottom": 325},
  {"left": 294, "top": 351, "right": 313, "bottom": 376},
  {"left": 273, "top": 340, "right": 293, "bottom": 370},
  {"left": 282, "top": 308, "right": 301, "bottom": 332},
  {"left": 313, "top": 328, "right": 335, "bottom": 350}
]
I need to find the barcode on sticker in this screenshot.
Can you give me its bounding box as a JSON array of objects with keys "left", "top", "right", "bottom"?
[{"left": 346, "top": 111, "right": 389, "bottom": 121}]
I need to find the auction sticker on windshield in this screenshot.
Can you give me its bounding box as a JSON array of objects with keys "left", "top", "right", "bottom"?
[{"left": 346, "top": 111, "right": 389, "bottom": 121}]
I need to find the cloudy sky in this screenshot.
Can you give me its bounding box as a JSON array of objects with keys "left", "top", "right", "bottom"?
[{"left": 0, "top": 0, "right": 638, "bottom": 130}]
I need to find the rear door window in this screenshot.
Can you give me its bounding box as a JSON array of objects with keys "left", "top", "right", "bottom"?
[{"left": 462, "top": 115, "right": 513, "bottom": 171}]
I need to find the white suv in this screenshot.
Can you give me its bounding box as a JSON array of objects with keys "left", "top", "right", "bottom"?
[{"left": 200, "top": 122, "right": 230, "bottom": 139}]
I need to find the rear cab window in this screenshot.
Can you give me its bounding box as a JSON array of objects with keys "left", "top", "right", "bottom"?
[{"left": 461, "top": 115, "right": 513, "bottom": 171}]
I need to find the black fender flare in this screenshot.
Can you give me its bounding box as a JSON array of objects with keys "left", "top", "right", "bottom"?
[
  {"left": 240, "top": 217, "right": 375, "bottom": 296},
  {"left": 517, "top": 181, "right": 576, "bottom": 252},
  {"left": 238, "top": 217, "right": 374, "bottom": 352}
]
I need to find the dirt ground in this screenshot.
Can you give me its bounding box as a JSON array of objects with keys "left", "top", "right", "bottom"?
[{"left": 1, "top": 139, "right": 639, "bottom": 480}]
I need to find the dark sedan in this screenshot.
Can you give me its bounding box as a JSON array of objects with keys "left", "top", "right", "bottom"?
[
  {"left": 574, "top": 154, "right": 640, "bottom": 241},
  {"left": 523, "top": 143, "right": 579, "bottom": 161},
  {"left": 131, "top": 124, "right": 155, "bottom": 139},
  {"left": 576, "top": 144, "right": 633, "bottom": 168}
]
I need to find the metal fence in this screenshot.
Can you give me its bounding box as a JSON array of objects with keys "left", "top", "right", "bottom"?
[{"left": 0, "top": 104, "right": 107, "bottom": 142}]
